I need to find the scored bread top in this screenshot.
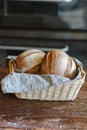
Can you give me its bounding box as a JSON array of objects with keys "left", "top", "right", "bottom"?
[
  {"left": 40, "top": 49, "right": 70, "bottom": 75},
  {"left": 16, "top": 49, "right": 45, "bottom": 63},
  {"left": 15, "top": 49, "right": 45, "bottom": 72},
  {"left": 40, "top": 49, "right": 77, "bottom": 79}
]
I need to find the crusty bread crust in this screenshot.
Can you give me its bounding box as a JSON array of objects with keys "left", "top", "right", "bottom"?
[
  {"left": 40, "top": 49, "right": 77, "bottom": 79},
  {"left": 25, "top": 64, "right": 40, "bottom": 74},
  {"left": 16, "top": 49, "right": 45, "bottom": 73},
  {"left": 16, "top": 49, "right": 45, "bottom": 63},
  {"left": 67, "top": 58, "right": 77, "bottom": 79},
  {"left": 15, "top": 49, "right": 76, "bottom": 78}
]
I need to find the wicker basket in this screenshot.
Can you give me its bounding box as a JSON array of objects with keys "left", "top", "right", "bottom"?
[{"left": 8, "top": 57, "right": 86, "bottom": 101}]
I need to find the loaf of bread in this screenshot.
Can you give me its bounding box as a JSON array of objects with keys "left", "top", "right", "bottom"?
[
  {"left": 15, "top": 49, "right": 77, "bottom": 78},
  {"left": 15, "top": 49, "right": 45, "bottom": 74},
  {"left": 40, "top": 49, "right": 77, "bottom": 79}
]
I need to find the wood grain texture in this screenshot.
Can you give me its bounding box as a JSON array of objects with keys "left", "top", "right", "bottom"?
[{"left": 0, "top": 66, "right": 87, "bottom": 130}]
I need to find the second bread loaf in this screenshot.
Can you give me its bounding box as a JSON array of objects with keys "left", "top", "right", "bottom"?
[{"left": 40, "top": 49, "right": 77, "bottom": 79}]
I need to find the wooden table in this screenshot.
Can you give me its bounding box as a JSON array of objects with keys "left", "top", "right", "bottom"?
[{"left": 0, "top": 66, "right": 87, "bottom": 130}]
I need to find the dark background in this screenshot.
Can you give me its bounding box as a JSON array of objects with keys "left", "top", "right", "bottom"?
[{"left": 0, "top": 0, "right": 87, "bottom": 68}]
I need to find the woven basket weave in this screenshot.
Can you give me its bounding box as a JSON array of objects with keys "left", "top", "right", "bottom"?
[{"left": 8, "top": 57, "right": 86, "bottom": 101}]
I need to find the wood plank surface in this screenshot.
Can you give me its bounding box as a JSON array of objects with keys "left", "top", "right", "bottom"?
[{"left": 0, "top": 66, "right": 87, "bottom": 130}]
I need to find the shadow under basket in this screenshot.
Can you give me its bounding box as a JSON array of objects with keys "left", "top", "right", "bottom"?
[{"left": 8, "top": 57, "right": 86, "bottom": 101}]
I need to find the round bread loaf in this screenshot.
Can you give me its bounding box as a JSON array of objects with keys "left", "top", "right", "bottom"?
[
  {"left": 40, "top": 49, "right": 77, "bottom": 79},
  {"left": 15, "top": 49, "right": 45, "bottom": 74}
]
